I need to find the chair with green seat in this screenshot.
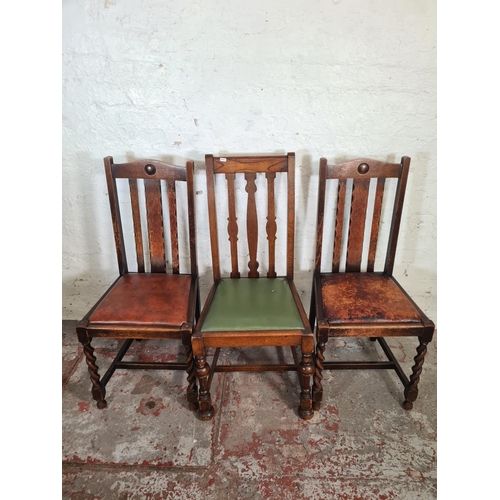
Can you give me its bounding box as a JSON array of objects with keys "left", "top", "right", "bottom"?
[{"left": 192, "top": 153, "right": 315, "bottom": 421}]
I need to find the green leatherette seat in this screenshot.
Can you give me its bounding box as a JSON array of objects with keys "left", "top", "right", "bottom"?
[{"left": 201, "top": 278, "right": 304, "bottom": 332}]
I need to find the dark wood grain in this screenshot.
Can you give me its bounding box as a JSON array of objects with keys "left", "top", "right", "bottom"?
[
  {"left": 186, "top": 161, "right": 197, "bottom": 276},
  {"left": 367, "top": 178, "right": 385, "bottom": 272},
  {"left": 384, "top": 156, "right": 410, "bottom": 275},
  {"left": 332, "top": 179, "right": 347, "bottom": 273},
  {"left": 104, "top": 156, "right": 128, "bottom": 275},
  {"left": 213, "top": 156, "right": 288, "bottom": 173},
  {"left": 345, "top": 178, "right": 370, "bottom": 272},
  {"left": 167, "top": 179, "right": 179, "bottom": 274},
  {"left": 205, "top": 155, "right": 221, "bottom": 281},
  {"left": 314, "top": 158, "right": 328, "bottom": 273},
  {"left": 144, "top": 179, "right": 166, "bottom": 273},
  {"left": 112, "top": 160, "right": 186, "bottom": 182},
  {"left": 326, "top": 158, "right": 401, "bottom": 180},
  {"left": 128, "top": 179, "right": 145, "bottom": 273}
]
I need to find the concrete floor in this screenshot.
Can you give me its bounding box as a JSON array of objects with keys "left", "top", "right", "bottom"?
[{"left": 62, "top": 321, "right": 437, "bottom": 499}]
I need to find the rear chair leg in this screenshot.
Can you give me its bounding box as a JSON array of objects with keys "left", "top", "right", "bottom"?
[
  {"left": 195, "top": 355, "right": 214, "bottom": 420},
  {"left": 403, "top": 338, "right": 429, "bottom": 410},
  {"left": 82, "top": 340, "right": 107, "bottom": 409}
]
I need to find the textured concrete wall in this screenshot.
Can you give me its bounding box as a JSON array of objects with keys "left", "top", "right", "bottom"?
[{"left": 62, "top": 0, "right": 436, "bottom": 322}]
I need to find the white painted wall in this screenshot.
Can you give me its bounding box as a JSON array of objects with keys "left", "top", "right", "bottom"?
[{"left": 62, "top": 0, "right": 436, "bottom": 323}]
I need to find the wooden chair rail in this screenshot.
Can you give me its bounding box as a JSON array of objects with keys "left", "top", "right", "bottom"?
[
  {"left": 111, "top": 159, "right": 187, "bottom": 182},
  {"left": 213, "top": 155, "right": 289, "bottom": 173},
  {"left": 100, "top": 339, "right": 190, "bottom": 389},
  {"left": 206, "top": 346, "right": 301, "bottom": 391},
  {"left": 321, "top": 338, "right": 410, "bottom": 388},
  {"left": 326, "top": 158, "right": 402, "bottom": 179}
]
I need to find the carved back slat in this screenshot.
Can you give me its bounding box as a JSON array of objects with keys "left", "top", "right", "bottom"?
[
  {"left": 205, "top": 153, "right": 295, "bottom": 280},
  {"left": 144, "top": 179, "right": 166, "bottom": 273},
  {"left": 245, "top": 172, "right": 259, "bottom": 277},
  {"left": 225, "top": 173, "right": 240, "bottom": 278},
  {"left": 128, "top": 179, "right": 145, "bottom": 273},
  {"left": 166, "top": 180, "right": 180, "bottom": 274},
  {"left": 266, "top": 172, "right": 277, "bottom": 278},
  {"left": 345, "top": 178, "right": 370, "bottom": 272},
  {"left": 315, "top": 156, "right": 408, "bottom": 276},
  {"left": 332, "top": 179, "right": 347, "bottom": 272},
  {"left": 367, "top": 178, "right": 386, "bottom": 272},
  {"left": 103, "top": 157, "right": 196, "bottom": 277}
]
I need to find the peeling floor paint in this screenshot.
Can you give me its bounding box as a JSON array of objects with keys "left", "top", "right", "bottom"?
[{"left": 62, "top": 322, "right": 437, "bottom": 499}]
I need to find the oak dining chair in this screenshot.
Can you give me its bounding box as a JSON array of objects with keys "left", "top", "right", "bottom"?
[
  {"left": 309, "top": 156, "right": 435, "bottom": 411},
  {"left": 76, "top": 157, "right": 200, "bottom": 411},
  {"left": 191, "top": 153, "right": 315, "bottom": 421}
]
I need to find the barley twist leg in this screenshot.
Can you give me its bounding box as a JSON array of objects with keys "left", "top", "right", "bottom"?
[
  {"left": 403, "top": 339, "right": 429, "bottom": 411},
  {"left": 83, "top": 340, "right": 107, "bottom": 409}
]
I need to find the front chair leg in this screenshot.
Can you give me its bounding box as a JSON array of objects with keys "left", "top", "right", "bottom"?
[
  {"left": 195, "top": 355, "right": 214, "bottom": 420},
  {"left": 312, "top": 340, "right": 326, "bottom": 411},
  {"left": 403, "top": 338, "right": 429, "bottom": 410},
  {"left": 185, "top": 344, "right": 198, "bottom": 411},
  {"left": 82, "top": 340, "right": 107, "bottom": 409},
  {"left": 298, "top": 351, "right": 314, "bottom": 420}
]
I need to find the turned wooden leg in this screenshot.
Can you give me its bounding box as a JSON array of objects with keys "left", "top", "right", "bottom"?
[
  {"left": 298, "top": 351, "right": 314, "bottom": 420},
  {"left": 403, "top": 338, "right": 429, "bottom": 410},
  {"left": 312, "top": 341, "right": 326, "bottom": 411},
  {"left": 185, "top": 344, "right": 198, "bottom": 412},
  {"left": 195, "top": 355, "right": 214, "bottom": 420},
  {"left": 82, "top": 340, "right": 107, "bottom": 409}
]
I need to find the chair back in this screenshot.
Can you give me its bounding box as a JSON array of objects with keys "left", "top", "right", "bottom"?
[
  {"left": 205, "top": 153, "right": 296, "bottom": 280},
  {"left": 104, "top": 157, "right": 197, "bottom": 276},
  {"left": 314, "top": 156, "right": 410, "bottom": 275}
]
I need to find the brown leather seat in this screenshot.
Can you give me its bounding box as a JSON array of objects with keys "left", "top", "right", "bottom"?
[
  {"left": 89, "top": 273, "right": 193, "bottom": 327},
  {"left": 320, "top": 273, "right": 422, "bottom": 324}
]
